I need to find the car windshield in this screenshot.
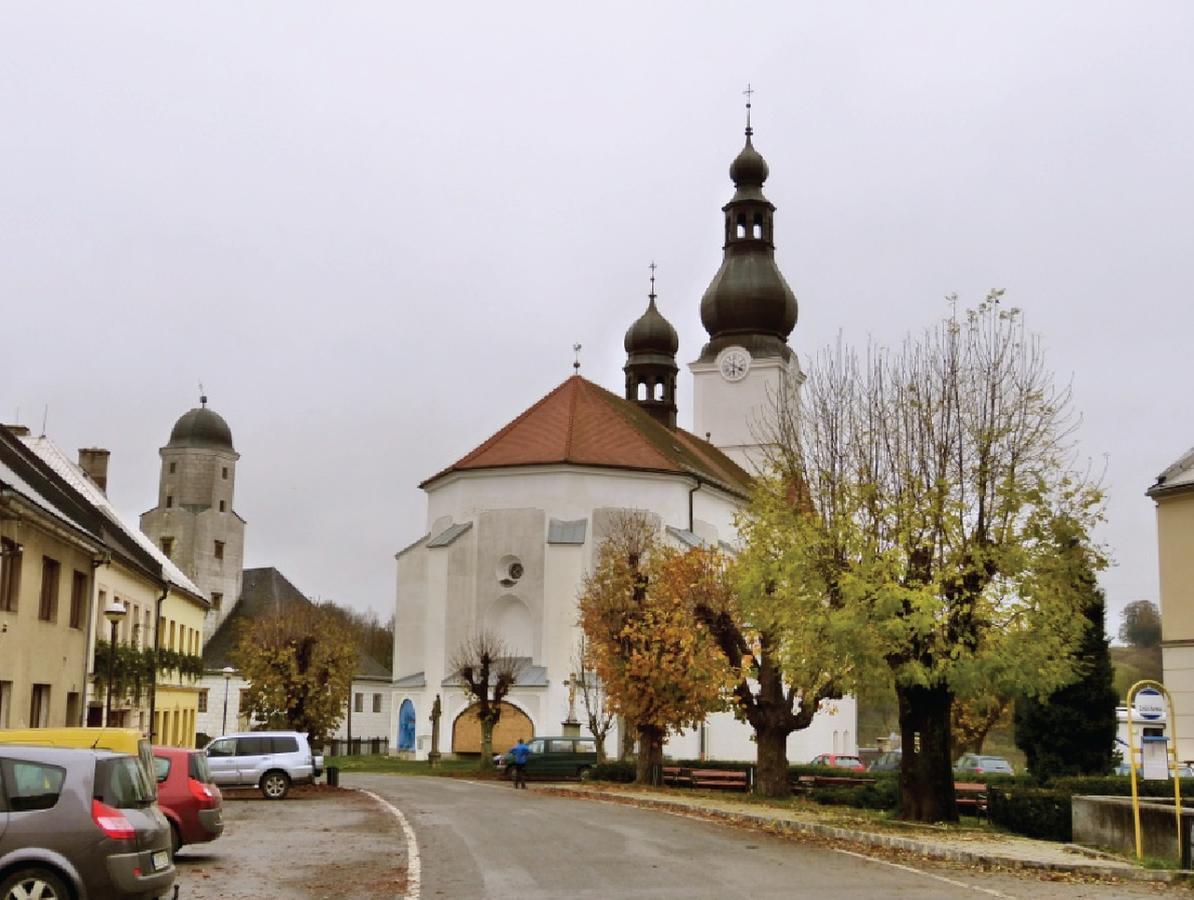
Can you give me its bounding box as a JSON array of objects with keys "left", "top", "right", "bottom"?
[
  {"left": 189, "top": 751, "right": 214, "bottom": 783},
  {"left": 833, "top": 757, "right": 862, "bottom": 768},
  {"left": 95, "top": 756, "right": 154, "bottom": 808}
]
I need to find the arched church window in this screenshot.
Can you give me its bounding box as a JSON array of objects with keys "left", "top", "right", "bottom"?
[
  {"left": 637, "top": 381, "right": 648, "bottom": 401},
  {"left": 736, "top": 214, "right": 746, "bottom": 239},
  {"left": 654, "top": 382, "right": 664, "bottom": 401},
  {"left": 752, "top": 213, "right": 764, "bottom": 239}
]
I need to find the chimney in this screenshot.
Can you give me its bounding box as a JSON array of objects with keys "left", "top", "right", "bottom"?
[
  {"left": 78, "top": 448, "right": 111, "bottom": 494},
  {"left": 4, "top": 425, "right": 30, "bottom": 437}
]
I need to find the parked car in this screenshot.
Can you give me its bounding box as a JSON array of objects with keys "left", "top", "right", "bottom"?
[
  {"left": 0, "top": 745, "right": 176, "bottom": 899},
  {"left": 809, "top": 753, "right": 866, "bottom": 772},
  {"left": 152, "top": 746, "right": 224, "bottom": 854},
  {"left": 0, "top": 727, "right": 156, "bottom": 800},
  {"left": 868, "top": 750, "right": 902, "bottom": 772},
  {"left": 495, "top": 737, "right": 599, "bottom": 780},
  {"left": 954, "top": 753, "right": 1015, "bottom": 776},
  {"left": 1113, "top": 761, "right": 1194, "bottom": 778},
  {"left": 204, "top": 731, "right": 320, "bottom": 799}
]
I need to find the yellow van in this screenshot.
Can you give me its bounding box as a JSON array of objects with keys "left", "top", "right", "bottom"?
[{"left": 0, "top": 727, "right": 156, "bottom": 796}]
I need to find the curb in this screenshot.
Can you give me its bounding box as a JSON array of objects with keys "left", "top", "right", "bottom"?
[{"left": 550, "top": 787, "right": 1190, "bottom": 884}]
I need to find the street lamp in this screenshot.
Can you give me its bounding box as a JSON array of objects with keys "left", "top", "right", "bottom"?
[
  {"left": 103, "top": 598, "right": 127, "bottom": 727},
  {"left": 221, "top": 666, "right": 234, "bottom": 735}
]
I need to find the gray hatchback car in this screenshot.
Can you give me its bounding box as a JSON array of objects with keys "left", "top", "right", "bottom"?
[{"left": 0, "top": 745, "right": 176, "bottom": 900}]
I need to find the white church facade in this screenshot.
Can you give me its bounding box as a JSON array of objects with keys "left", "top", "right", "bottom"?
[{"left": 390, "top": 116, "right": 857, "bottom": 763}]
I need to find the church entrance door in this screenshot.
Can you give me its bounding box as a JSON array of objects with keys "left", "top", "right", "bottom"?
[{"left": 451, "top": 701, "right": 533, "bottom": 755}]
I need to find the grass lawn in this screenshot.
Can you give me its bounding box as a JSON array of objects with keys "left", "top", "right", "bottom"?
[{"left": 325, "top": 755, "right": 485, "bottom": 776}]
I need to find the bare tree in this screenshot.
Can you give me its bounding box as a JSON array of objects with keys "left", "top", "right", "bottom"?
[
  {"left": 573, "top": 634, "right": 615, "bottom": 762},
  {"left": 450, "top": 630, "right": 525, "bottom": 770}
]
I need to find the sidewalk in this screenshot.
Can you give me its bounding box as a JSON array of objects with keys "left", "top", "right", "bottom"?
[{"left": 542, "top": 783, "right": 1189, "bottom": 883}]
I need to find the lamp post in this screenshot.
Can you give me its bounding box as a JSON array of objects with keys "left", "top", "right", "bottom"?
[
  {"left": 221, "top": 666, "right": 234, "bottom": 735},
  {"left": 103, "top": 599, "right": 127, "bottom": 727}
]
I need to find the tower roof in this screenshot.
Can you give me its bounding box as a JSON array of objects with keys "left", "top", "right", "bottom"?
[
  {"left": 624, "top": 293, "right": 679, "bottom": 358},
  {"left": 422, "top": 375, "right": 752, "bottom": 496},
  {"left": 167, "top": 398, "right": 235, "bottom": 451}
]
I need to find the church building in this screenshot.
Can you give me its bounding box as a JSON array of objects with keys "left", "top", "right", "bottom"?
[{"left": 391, "top": 115, "right": 858, "bottom": 762}]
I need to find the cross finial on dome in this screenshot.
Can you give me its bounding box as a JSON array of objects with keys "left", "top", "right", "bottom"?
[
  {"left": 649, "top": 260, "right": 657, "bottom": 301},
  {"left": 198, "top": 381, "right": 207, "bottom": 407},
  {"left": 743, "top": 83, "right": 754, "bottom": 136},
  {"left": 572, "top": 343, "right": 582, "bottom": 374}
]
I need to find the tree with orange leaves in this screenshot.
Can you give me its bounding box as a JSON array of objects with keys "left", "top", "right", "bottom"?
[{"left": 578, "top": 512, "right": 733, "bottom": 784}]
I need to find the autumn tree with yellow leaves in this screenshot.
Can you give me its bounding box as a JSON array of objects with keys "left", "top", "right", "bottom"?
[{"left": 578, "top": 512, "right": 733, "bottom": 784}]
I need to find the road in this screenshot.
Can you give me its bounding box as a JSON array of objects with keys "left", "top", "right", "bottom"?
[{"left": 349, "top": 774, "right": 1174, "bottom": 900}]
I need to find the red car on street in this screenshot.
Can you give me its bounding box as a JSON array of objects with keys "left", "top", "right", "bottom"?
[
  {"left": 809, "top": 753, "right": 867, "bottom": 773},
  {"left": 152, "top": 746, "right": 225, "bottom": 854}
]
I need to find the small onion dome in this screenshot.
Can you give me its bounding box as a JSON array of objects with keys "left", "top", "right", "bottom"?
[
  {"left": 624, "top": 296, "right": 679, "bottom": 356},
  {"left": 729, "top": 134, "right": 769, "bottom": 187},
  {"left": 168, "top": 402, "right": 235, "bottom": 450}
]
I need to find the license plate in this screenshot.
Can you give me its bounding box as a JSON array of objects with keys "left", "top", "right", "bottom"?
[{"left": 152, "top": 850, "right": 170, "bottom": 871}]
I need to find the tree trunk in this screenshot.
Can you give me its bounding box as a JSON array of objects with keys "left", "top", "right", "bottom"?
[
  {"left": 897, "top": 683, "right": 957, "bottom": 822},
  {"left": 478, "top": 719, "right": 495, "bottom": 771},
  {"left": 635, "top": 724, "right": 664, "bottom": 785},
  {"left": 754, "top": 725, "right": 791, "bottom": 798},
  {"left": 619, "top": 716, "right": 635, "bottom": 762}
]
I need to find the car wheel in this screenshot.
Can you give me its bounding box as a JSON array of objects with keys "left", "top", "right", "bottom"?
[
  {"left": 577, "top": 766, "right": 592, "bottom": 781},
  {"left": 1, "top": 866, "right": 71, "bottom": 900},
  {"left": 260, "top": 769, "right": 291, "bottom": 800}
]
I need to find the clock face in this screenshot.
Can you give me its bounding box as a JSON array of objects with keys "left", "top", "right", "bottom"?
[{"left": 718, "top": 348, "right": 751, "bottom": 382}]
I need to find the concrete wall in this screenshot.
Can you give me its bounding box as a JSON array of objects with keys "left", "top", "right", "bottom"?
[
  {"left": 1157, "top": 490, "right": 1194, "bottom": 761},
  {"left": 1072, "top": 795, "right": 1194, "bottom": 865},
  {"left": 0, "top": 522, "right": 94, "bottom": 729},
  {"left": 333, "top": 680, "right": 392, "bottom": 741}
]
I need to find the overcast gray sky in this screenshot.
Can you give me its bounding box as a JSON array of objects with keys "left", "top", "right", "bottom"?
[{"left": 3, "top": 3, "right": 1191, "bottom": 632}]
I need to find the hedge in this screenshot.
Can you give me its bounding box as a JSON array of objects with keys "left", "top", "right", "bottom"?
[
  {"left": 988, "top": 787, "right": 1073, "bottom": 842},
  {"left": 810, "top": 778, "right": 899, "bottom": 811},
  {"left": 588, "top": 761, "right": 636, "bottom": 783}
]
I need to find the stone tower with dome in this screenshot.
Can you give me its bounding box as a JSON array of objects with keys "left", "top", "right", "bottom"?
[
  {"left": 140, "top": 396, "right": 245, "bottom": 639},
  {"left": 690, "top": 111, "right": 803, "bottom": 471}
]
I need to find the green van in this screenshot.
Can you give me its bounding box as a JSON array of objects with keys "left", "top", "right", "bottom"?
[{"left": 498, "top": 736, "right": 599, "bottom": 780}]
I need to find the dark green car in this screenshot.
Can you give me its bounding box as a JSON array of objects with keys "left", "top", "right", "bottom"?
[{"left": 497, "top": 737, "right": 599, "bottom": 780}]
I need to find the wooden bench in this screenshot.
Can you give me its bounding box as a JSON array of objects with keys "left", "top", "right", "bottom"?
[
  {"left": 660, "top": 766, "right": 749, "bottom": 791},
  {"left": 689, "top": 769, "right": 749, "bottom": 791},
  {"left": 793, "top": 774, "right": 875, "bottom": 790},
  {"left": 954, "top": 781, "right": 988, "bottom": 819}
]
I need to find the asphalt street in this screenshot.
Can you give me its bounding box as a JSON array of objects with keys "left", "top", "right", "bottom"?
[{"left": 348, "top": 774, "right": 1173, "bottom": 900}]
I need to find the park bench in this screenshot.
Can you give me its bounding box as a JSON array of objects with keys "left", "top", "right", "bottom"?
[
  {"left": 793, "top": 774, "right": 875, "bottom": 791},
  {"left": 660, "top": 766, "right": 750, "bottom": 791},
  {"left": 954, "top": 781, "right": 988, "bottom": 819}
]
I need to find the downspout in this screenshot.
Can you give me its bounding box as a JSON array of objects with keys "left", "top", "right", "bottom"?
[
  {"left": 688, "top": 479, "right": 700, "bottom": 532},
  {"left": 148, "top": 582, "right": 169, "bottom": 741},
  {"left": 84, "top": 553, "right": 108, "bottom": 725}
]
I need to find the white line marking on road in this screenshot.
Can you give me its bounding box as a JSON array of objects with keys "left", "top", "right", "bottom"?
[
  {"left": 831, "top": 848, "right": 1016, "bottom": 898},
  {"left": 360, "top": 789, "right": 421, "bottom": 900}
]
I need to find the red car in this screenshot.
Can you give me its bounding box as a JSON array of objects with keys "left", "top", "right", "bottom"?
[
  {"left": 152, "top": 746, "right": 225, "bottom": 854},
  {"left": 809, "top": 753, "right": 867, "bottom": 773}
]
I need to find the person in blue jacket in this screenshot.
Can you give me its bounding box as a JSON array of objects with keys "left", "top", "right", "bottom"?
[{"left": 509, "top": 738, "right": 531, "bottom": 789}]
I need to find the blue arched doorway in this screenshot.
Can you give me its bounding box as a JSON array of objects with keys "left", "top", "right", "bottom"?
[{"left": 398, "top": 699, "right": 416, "bottom": 751}]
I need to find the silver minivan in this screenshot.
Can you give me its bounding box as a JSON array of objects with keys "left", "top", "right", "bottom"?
[
  {"left": 0, "top": 745, "right": 176, "bottom": 899},
  {"left": 204, "top": 732, "right": 320, "bottom": 800}
]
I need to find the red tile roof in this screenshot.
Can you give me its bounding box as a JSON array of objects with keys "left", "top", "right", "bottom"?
[{"left": 421, "top": 376, "right": 753, "bottom": 496}]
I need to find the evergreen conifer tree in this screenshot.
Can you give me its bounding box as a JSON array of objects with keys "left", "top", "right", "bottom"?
[{"left": 1014, "top": 552, "right": 1118, "bottom": 780}]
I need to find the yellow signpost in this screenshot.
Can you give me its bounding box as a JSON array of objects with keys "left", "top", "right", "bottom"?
[{"left": 1125, "top": 680, "right": 1182, "bottom": 861}]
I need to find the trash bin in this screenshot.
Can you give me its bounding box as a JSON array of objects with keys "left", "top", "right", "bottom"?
[{"left": 326, "top": 766, "right": 339, "bottom": 787}]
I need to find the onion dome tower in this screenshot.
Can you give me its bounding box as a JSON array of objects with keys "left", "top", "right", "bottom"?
[
  {"left": 696, "top": 98, "right": 798, "bottom": 364},
  {"left": 624, "top": 264, "right": 679, "bottom": 428}
]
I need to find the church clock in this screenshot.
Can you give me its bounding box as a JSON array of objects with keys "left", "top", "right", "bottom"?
[{"left": 717, "top": 347, "right": 751, "bottom": 382}]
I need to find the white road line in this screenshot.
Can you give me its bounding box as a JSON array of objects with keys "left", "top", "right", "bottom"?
[
  {"left": 831, "top": 847, "right": 1016, "bottom": 899},
  {"left": 359, "top": 789, "right": 422, "bottom": 900}
]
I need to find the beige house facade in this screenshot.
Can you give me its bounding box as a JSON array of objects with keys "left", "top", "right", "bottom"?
[{"left": 1149, "top": 446, "right": 1194, "bottom": 762}]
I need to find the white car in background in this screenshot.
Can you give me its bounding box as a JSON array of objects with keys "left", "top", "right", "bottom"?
[{"left": 204, "top": 732, "right": 323, "bottom": 799}]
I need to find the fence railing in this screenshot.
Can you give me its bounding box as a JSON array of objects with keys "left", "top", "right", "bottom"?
[{"left": 325, "top": 737, "right": 388, "bottom": 757}]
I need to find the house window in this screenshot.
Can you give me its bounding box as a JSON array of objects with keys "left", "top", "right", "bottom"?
[
  {"left": 168, "top": 620, "right": 176, "bottom": 651},
  {"left": 30, "top": 684, "right": 51, "bottom": 727},
  {"left": 198, "top": 689, "right": 208, "bottom": 713},
  {"left": 353, "top": 692, "right": 363, "bottom": 713},
  {"left": 38, "top": 557, "right": 60, "bottom": 622},
  {"left": 66, "top": 691, "right": 81, "bottom": 726},
  {"left": 0, "top": 681, "right": 12, "bottom": 727},
  {"left": 69, "top": 571, "right": 87, "bottom": 629},
  {"left": 166, "top": 495, "right": 173, "bottom": 508},
  {"left": 214, "top": 541, "right": 224, "bottom": 561},
  {"left": 222, "top": 467, "right": 228, "bottom": 480},
  {"left": 372, "top": 693, "right": 382, "bottom": 713},
  {"left": 169, "top": 461, "right": 176, "bottom": 474},
  {"left": 219, "top": 500, "right": 226, "bottom": 512},
  {"left": 161, "top": 537, "right": 174, "bottom": 557},
  {"left": 212, "top": 591, "right": 223, "bottom": 611},
  {"left": 0, "top": 537, "right": 21, "bottom": 612}
]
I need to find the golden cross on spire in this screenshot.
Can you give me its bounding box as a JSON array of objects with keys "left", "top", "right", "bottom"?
[
  {"left": 743, "top": 83, "right": 754, "bottom": 134},
  {"left": 649, "top": 260, "right": 657, "bottom": 298},
  {"left": 572, "top": 343, "right": 582, "bottom": 374}
]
